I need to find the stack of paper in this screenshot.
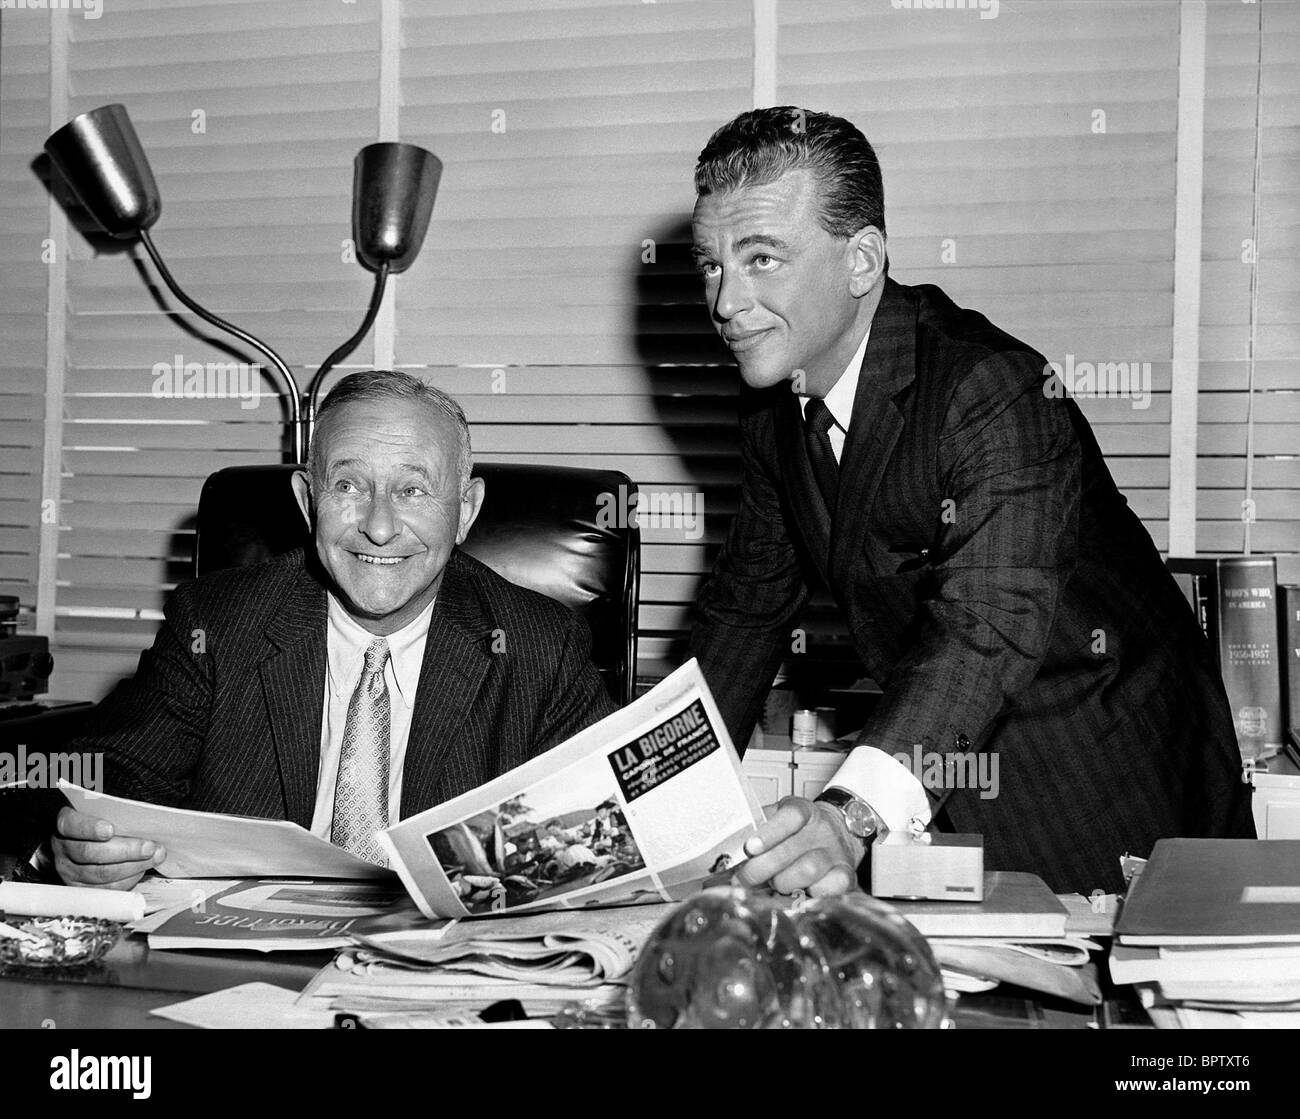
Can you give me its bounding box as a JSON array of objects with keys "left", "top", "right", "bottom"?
[
  {"left": 888, "top": 872, "right": 1103, "bottom": 1005},
  {"left": 1110, "top": 839, "right": 1300, "bottom": 1028},
  {"left": 295, "top": 902, "right": 678, "bottom": 1024}
]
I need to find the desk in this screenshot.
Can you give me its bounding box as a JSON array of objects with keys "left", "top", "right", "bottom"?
[
  {"left": 0, "top": 938, "right": 333, "bottom": 1030},
  {"left": 0, "top": 934, "right": 1106, "bottom": 1029}
]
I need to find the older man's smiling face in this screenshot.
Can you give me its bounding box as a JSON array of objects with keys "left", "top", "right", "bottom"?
[{"left": 292, "top": 398, "right": 483, "bottom": 635}]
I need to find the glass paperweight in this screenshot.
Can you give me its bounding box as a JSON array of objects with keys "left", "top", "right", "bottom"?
[
  {"left": 626, "top": 888, "right": 949, "bottom": 1029},
  {"left": 0, "top": 915, "right": 122, "bottom": 972}
]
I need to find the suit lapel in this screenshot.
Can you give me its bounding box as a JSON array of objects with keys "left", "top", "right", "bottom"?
[
  {"left": 399, "top": 553, "right": 493, "bottom": 817},
  {"left": 258, "top": 555, "right": 328, "bottom": 828},
  {"left": 832, "top": 279, "right": 918, "bottom": 579}
]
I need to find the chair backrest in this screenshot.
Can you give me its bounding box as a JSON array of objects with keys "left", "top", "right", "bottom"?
[{"left": 194, "top": 463, "right": 639, "bottom": 704}]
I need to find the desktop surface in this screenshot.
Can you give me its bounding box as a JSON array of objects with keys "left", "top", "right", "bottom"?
[{"left": 0, "top": 933, "right": 1106, "bottom": 1030}]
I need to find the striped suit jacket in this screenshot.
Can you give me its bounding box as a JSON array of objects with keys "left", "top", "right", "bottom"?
[
  {"left": 76, "top": 548, "right": 615, "bottom": 824},
  {"left": 691, "top": 278, "right": 1254, "bottom": 894}
]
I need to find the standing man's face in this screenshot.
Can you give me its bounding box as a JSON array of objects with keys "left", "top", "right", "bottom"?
[
  {"left": 691, "top": 168, "right": 882, "bottom": 397},
  {"left": 291, "top": 398, "right": 484, "bottom": 635}
]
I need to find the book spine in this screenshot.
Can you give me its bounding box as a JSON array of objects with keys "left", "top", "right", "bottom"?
[
  {"left": 1165, "top": 558, "right": 1220, "bottom": 667},
  {"left": 1283, "top": 585, "right": 1300, "bottom": 755},
  {"left": 1193, "top": 573, "right": 1218, "bottom": 665},
  {"left": 1217, "top": 557, "right": 1283, "bottom": 761}
]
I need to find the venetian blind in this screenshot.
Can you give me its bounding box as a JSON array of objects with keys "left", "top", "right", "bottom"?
[
  {"left": 0, "top": 13, "right": 50, "bottom": 638},
  {"left": 14, "top": 0, "right": 1295, "bottom": 705},
  {"left": 1199, "top": 0, "right": 1299, "bottom": 583},
  {"left": 391, "top": 0, "right": 753, "bottom": 682},
  {"left": 776, "top": 0, "right": 1184, "bottom": 657},
  {"left": 52, "top": 0, "right": 381, "bottom": 700}
]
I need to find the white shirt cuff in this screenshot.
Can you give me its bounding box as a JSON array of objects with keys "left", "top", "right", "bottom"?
[{"left": 827, "top": 746, "right": 932, "bottom": 835}]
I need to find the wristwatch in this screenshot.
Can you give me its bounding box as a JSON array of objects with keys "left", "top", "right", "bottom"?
[{"left": 814, "top": 787, "right": 887, "bottom": 843}]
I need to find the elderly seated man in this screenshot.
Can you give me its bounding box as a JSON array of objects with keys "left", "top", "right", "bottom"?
[{"left": 37, "top": 370, "right": 615, "bottom": 889}]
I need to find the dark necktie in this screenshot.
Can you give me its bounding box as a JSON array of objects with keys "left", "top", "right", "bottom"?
[{"left": 803, "top": 398, "right": 839, "bottom": 512}]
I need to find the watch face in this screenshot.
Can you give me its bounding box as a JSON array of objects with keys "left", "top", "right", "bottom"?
[{"left": 842, "top": 798, "right": 877, "bottom": 839}]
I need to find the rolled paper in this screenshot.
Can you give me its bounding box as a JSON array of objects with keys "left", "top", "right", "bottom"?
[{"left": 0, "top": 881, "right": 145, "bottom": 924}]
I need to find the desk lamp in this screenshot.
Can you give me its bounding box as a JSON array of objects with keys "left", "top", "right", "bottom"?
[
  {"left": 44, "top": 103, "right": 440, "bottom": 462},
  {"left": 306, "top": 142, "right": 441, "bottom": 446}
]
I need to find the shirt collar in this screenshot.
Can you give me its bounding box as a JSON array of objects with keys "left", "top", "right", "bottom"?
[
  {"left": 325, "top": 593, "right": 434, "bottom": 709},
  {"left": 798, "top": 325, "right": 871, "bottom": 433}
]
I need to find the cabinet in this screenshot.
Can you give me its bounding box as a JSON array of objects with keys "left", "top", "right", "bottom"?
[{"left": 741, "top": 733, "right": 848, "bottom": 806}]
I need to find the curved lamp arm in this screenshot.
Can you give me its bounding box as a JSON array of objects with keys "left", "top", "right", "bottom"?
[
  {"left": 305, "top": 260, "right": 389, "bottom": 447},
  {"left": 138, "top": 229, "right": 304, "bottom": 463}
]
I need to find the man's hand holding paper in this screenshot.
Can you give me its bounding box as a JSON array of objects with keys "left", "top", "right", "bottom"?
[{"left": 51, "top": 806, "right": 165, "bottom": 891}]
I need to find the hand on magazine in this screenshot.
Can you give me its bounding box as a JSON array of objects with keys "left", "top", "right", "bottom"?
[{"left": 733, "top": 797, "right": 863, "bottom": 898}]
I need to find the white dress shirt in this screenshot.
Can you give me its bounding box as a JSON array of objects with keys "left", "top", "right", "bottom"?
[
  {"left": 797, "top": 329, "right": 932, "bottom": 837},
  {"left": 309, "top": 594, "right": 434, "bottom": 839}
]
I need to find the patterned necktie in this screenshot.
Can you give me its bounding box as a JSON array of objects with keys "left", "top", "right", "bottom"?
[
  {"left": 804, "top": 397, "right": 840, "bottom": 512},
  {"left": 332, "top": 637, "right": 390, "bottom": 866}
]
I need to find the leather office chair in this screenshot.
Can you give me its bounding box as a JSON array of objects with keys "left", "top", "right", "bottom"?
[{"left": 194, "top": 463, "right": 639, "bottom": 705}]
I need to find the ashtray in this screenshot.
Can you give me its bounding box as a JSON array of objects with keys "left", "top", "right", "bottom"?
[{"left": 0, "top": 915, "right": 123, "bottom": 971}]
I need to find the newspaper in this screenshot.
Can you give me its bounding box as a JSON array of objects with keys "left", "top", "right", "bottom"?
[
  {"left": 378, "top": 658, "right": 765, "bottom": 920},
  {"left": 342, "top": 901, "right": 680, "bottom": 986}
]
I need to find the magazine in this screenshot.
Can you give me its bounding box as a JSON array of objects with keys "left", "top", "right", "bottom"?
[
  {"left": 378, "top": 658, "right": 765, "bottom": 920},
  {"left": 146, "top": 879, "right": 426, "bottom": 951}
]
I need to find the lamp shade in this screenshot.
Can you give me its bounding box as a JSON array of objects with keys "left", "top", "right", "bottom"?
[
  {"left": 44, "top": 103, "right": 160, "bottom": 239},
  {"left": 352, "top": 142, "right": 440, "bottom": 274}
]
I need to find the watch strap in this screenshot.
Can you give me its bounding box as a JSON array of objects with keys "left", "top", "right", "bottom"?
[{"left": 814, "top": 786, "right": 882, "bottom": 840}]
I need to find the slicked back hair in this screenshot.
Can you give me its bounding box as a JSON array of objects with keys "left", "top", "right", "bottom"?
[
  {"left": 310, "top": 370, "right": 473, "bottom": 493},
  {"left": 694, "top": 107, "right": 886, "bottom": 246}
]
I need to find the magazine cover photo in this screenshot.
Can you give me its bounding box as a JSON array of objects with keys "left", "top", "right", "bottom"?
[{"left": 428, "top": 766, "right": 647, "bottom": 915}]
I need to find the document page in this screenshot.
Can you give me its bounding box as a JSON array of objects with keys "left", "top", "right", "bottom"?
[{"left": 60, "top": 783, "right": 392, "bottom": 880}]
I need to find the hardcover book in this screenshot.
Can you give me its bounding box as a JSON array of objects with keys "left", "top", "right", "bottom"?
[
  {"left": 1114, "top": 838, "right": 1300, "bottom": 945},
  {"left": 888, "top": 871, "right": 1068, "bottom": 938},
  {"left": 1167, "top": 555, "right": 1283, "bottom": 761},
  {"left": 1283, "top": 584, "right": 1300, "bottom": 762}
]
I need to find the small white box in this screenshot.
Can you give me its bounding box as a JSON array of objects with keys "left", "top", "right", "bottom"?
[{"left": 871, "top": 833, "right": 984, "bottom": 902}]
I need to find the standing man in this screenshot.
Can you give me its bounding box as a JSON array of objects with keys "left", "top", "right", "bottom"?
[{"left": 688, "top": 108, "right": 1252, "bottom": 896}]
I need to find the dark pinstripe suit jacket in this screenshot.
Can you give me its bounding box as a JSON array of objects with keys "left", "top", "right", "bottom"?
[
  {"left": 691, "top": 278, "right": 1253, "bottom": 894},
  {"left": 77, "top": 548, "right": 615, "bottom": 824}
]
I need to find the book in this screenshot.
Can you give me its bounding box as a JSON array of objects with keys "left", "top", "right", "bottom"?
[
  {"left": 1114, "top": 838, "right": 1300, "bottom": 946},
  {"left": 1167, "top": 556, "right": 1283, "bottom": 761},
  {"left": 1169, "top": 564, "right": 1219, "bottom": 660},
  {"left": 1109, "top": 941, "right": 1300, "bottom": 986},
  {"left": 1283, "top": 584, "right": 1300, "bottom": 757},
  {"left": 887, "top": 872, "right": 1068, "bottom": 939}
]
